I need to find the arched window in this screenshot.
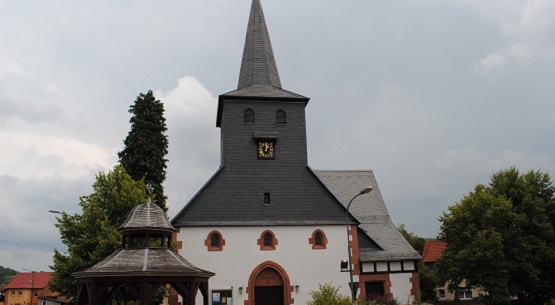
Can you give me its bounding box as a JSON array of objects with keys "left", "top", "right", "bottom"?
[
  {"left": 258, "top": 230, "right": 278, "bottom": 250},
  {"left": 211, "top": 233, "right": 220, "bottom": 247},
  {"left": 264, "top": 232, "right": 273, "bottom": 246},
  {"left": 244, "top": 108, "right": 255, "bottom": 124},
  {"left": 315, "top": 232, "right": 323, "bottom": 245},
  {"left": 205, "top": 230, "right": 225, "bottom": 251},
  {"left": 276, "top": 109, "right": 286, "bottom": 125},
  {"left": 309, "top": 229, "right": 328, "bottom": 250}
]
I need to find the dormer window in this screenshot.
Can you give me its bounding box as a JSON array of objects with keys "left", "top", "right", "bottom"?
[
  {"left": 244, "top": 108, "right": 255, "bottom": 124},
  {"left": 276, "top": 109, "right": 286, "bottom": 125}
]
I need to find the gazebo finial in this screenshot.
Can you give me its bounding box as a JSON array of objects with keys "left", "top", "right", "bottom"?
[{"left": 147, "top": 183, "right": 153, "bottom": 205}]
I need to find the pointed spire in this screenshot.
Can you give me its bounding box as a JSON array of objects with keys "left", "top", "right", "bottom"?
[{"left": 237, "top": 0, "right": 282, "bottom": 89}]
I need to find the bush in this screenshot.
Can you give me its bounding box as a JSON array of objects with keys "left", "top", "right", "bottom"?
[
  {"left": 307, "top": 283, "right": 351, "bottom": 305},
  {"left": 359, "top": 295, "right": 399, "bottom": 305}
]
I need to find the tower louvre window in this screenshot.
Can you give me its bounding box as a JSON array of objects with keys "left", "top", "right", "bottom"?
[
  {"left": 244, "top": 108, "right": 255, "bottom": 124},
  {"left": 264, "top": 193, "right": 270, "bottom": 205},
  {"left": 276, "top": 109, "right": 286, "bottom": 125}
]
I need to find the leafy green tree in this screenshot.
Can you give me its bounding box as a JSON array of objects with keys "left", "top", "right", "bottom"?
[
  {"left": 437, "top": 167, "right": 555, "bottom": 305},
  {"left": 118, "top": 90, "right": 169, "bottom": 211},
  {"left": 50, "top": 165, "right": 149, "bottom": 298},
  {"left": 397, "top": 224, "right": 425, "bottom": 254},
  {"left": 0, "top": 266, "right": 17, "bottom": 285},
  {"left": 418, "top": 264, "right": 439, "bottom": 303},
  {"left": 307, "top": 283, "right": 351, "bottom": 305}
]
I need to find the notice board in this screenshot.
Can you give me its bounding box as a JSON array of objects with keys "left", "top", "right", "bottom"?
[{"left": 211, "top": 290, "right": 232, "bottom": 305}]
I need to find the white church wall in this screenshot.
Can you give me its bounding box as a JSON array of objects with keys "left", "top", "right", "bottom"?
[{"left": 177, "top": 225, "right": 352, "bottom": 305}]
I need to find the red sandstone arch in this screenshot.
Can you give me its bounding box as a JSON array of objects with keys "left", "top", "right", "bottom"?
[{"left": 245, "top": 261, "right": 293, "bottom": 305}]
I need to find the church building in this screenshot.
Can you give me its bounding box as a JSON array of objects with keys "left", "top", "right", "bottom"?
[{"left": 171, "top": 1, "right": 421, "bottom": 305}]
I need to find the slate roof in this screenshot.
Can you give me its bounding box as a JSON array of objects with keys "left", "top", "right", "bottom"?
[
  {"left": 315, "top": 170, "right": 421, "bottom": 262},
  {"left": 422, "top": 240, "right": 447, "bottom": 263},
  {"left": 222, "top": 85, "right": 307, "bottom": 100},
  {"left": 118, "top": 200, "right": 176, "bottom": 232},
  {"left": 5, "top": 272, "right": 52, "bottom": 290},
  {"left": 237, "top": 0, "right": 281, "bottom": 90},
  {"left": 171, "top": 166, "right": 357, "bottom": 226},
  {"left": 216, "top": 0, "right": 308, "bottom": 127},
  {"left": 72, "top": 249, "right": 214, "bottom": 278}
]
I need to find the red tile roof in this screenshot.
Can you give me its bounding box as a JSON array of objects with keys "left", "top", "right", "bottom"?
[
  {"left": 5, "top": 272, "right": 52, "bottom": 290},
  {"left": 422, "top": 240, "right": 447, "bottom": 263}
]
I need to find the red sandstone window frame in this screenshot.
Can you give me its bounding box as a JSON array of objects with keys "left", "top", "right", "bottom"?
[
  {"left": 309, "top": 229, "right": 328, "bottom": 249},
  {"left": 204, "top": 230, "right": 225, "bottom": 251},
  {"left": 257, "top": 230, "right": 278, "bottom": 250}
]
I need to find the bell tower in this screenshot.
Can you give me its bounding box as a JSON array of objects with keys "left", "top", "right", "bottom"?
[{"left": 216, "top": 0, "right": 310, "bottom": 168}]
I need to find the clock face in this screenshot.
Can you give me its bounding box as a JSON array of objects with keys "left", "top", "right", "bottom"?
[{"left": 258, "top": 141, "right": 275, "bottom": 159}]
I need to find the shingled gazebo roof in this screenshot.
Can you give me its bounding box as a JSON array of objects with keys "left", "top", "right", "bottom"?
[
  {"left": 74, "top": 200, "right": 211, "bottom": 278},
  {"left": 72, "top": 248, "right": 213, "bottom": 278},
  {"left": 72, "top": 198, "right": 214, "bottom": 305},
  {"left": 118, "top": 200, "right": 176, "bottom": 232}
]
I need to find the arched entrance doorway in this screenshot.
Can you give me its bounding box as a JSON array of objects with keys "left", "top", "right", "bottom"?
[
  {"left": 246, "top": 261, "right": 292, "bottom": 305},
  {"left": 255, "top": 268, "right": 283, "bottom": 305}
]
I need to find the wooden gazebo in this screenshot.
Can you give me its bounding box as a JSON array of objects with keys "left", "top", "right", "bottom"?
[{"left": 72, "top": 199, "right": 214, "bottom": 305}]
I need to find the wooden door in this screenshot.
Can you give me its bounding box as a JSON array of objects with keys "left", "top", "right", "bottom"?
[
  {"left": 254, "top": 267, "right": 284, "bottom": 305},
  {"left": 254, "top": 286, "right": 283, "bottom": 305}
]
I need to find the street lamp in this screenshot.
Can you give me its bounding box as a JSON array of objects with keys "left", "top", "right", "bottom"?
[
  {"left": 345, "top": 186, "right": 373, "bottom": 305},
  {"left": 48, "top": 210, "right": 63, "bottom": 214},
  {"left": 22, "top": 269, "right": 35, "bottom": 305}
]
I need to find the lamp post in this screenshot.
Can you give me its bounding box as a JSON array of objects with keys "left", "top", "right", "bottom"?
[
  {"left": 22, "top": 269, "right": 35, "bottom": 305},
  {"left": 345, "top": 186, "right": 373, "bottom": 305}
]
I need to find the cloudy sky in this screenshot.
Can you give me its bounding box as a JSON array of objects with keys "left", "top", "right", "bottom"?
[{"left": 1, "top": 0, "right": 554, "bottom": 272}]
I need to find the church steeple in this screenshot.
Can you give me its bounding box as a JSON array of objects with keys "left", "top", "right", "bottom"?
[
  {"left": 216, "top": 0, "right": 308, "bottom": 128},
  {"left": 238, "top": 0, "right": 281, "bottom": 89}
]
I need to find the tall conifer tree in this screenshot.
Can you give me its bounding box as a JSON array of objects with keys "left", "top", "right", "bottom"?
[{"left": 119, "top": 90, "right": 169, "bottom": 211}]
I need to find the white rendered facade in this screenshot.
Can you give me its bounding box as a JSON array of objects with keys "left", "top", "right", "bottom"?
[{"left": 177, "top": 225, "right": 352, "bottom": 305}]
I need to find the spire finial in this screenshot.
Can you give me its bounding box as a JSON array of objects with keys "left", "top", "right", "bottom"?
[{"left": 237, "top": 0, "right": 282, "bottom": 89}]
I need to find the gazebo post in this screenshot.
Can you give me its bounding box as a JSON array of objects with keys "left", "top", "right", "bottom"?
[
  {"left": 139, "top": 281, "right": 150, "bottom": 305},
  {"left": 89, "top": 281, "right": 97, "bottom": 305},
  {"left": 199, "top": 281, "right": 209, "bottom": 305}
]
